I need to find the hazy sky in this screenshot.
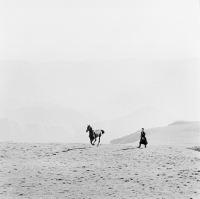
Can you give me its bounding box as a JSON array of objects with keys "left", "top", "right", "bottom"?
[
  {"left": 0, "top": 0, "right": 200, "bottom": 122},
  {"left": 0, "top": 0, "right": 199, "bottom": 62}
]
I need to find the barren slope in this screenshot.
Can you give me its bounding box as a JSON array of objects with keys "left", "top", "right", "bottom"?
[
  {"left": 0, "top": 142, "right": 200, "bottom": 199},
  {"left": 110, "top": 121, "right": 200, "bottom": 146}
]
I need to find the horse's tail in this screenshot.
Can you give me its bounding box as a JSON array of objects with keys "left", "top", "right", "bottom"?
[{"left": 101, "top": 130, "right": 105, "bottom": 134}]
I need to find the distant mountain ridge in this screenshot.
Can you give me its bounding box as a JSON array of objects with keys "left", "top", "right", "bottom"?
[
  {"left": 0, "top": 104, "right": 96, "bottom": 142},
  {"left": 168, "top": 121, "right": 198, "bottom": 126},
  {"left": 0, "top": 104, "right": 179, "bottom": 143}
]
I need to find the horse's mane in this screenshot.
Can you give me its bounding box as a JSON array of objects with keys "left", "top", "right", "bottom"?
[
  {"left": 88, "top": 125, "right": 94, "bottom": 134},
  {"left": 89, "top": 125, "right": 92, "bottom": 130}
]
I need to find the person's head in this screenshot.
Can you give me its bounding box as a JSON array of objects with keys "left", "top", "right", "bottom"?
[{"left": 142, "top": 128, "right": 144, "bottom": 131}]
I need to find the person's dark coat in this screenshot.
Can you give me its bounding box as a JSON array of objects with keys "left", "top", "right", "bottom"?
[{"left": 140, "top": 132, "right": 148, "bottom": 145}]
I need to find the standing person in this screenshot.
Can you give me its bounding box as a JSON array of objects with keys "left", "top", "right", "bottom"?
[{"left": 138, "top": 128, "right": 148, "bottom": 148}]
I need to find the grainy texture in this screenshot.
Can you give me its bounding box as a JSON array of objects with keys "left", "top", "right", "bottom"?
[{"left": 0, "top": 142, "right": 200, "bottom": 199}]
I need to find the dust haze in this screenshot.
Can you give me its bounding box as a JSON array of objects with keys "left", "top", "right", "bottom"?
[{"left": 0, "top": 0, "right": 199, "bottom": 143}]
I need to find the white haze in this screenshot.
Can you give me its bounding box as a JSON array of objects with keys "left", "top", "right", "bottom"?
[
  {"left": 0, "top": 0, "right": 199, "bottom": 62},
  {"left": 0, "top": 0, "right": 199, "bottom": 143}
]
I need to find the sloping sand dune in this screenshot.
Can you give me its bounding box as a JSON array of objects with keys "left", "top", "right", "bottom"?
[
  {"left": 0, "top": 142, "right": 200, "bottom": 199},
  {"left": 110, "top": 121, "right": 200, "bottom": 146}
]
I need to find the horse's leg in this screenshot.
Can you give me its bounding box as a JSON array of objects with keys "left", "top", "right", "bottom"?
[
  {"left": 97, "top": 136, "right": 101, "bottom": 147},
  {"left": 90, "top": 138, "right": 94, "bottom": 145},
  {"left": 145, "top": 138, "right": 147, "bottom": 148},
  {"left": 92, "top": 137, "right": 97, "bottom": 145}
]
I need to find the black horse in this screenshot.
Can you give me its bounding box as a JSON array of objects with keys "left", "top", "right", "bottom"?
[{"left": 86, "top": 125, "right": 105, "bottom": 146}]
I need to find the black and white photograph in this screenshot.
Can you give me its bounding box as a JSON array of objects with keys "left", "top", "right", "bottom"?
[{"left": 0, "top": 0, "right": 200, "bottom": 198}]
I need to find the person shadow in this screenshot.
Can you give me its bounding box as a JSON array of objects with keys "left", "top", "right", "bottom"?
[{"left": 119, "top": 147, "right": 140, "bottom": 151}]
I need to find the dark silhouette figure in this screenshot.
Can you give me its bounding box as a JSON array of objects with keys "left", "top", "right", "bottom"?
[
  {"left": 86, "top": 125, "right": 105, "bottom": 146},
  {"left": 138, "top": 128, "right": 148, "bottom": 148}
]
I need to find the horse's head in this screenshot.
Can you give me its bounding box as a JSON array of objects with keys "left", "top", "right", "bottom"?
[{"left": 86, "top": 125, "right": 91, "bottom": 133}]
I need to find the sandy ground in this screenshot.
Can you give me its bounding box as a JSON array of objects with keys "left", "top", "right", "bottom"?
[{"left": 0, "top": 142, "right": 200, "bottom": 199}]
